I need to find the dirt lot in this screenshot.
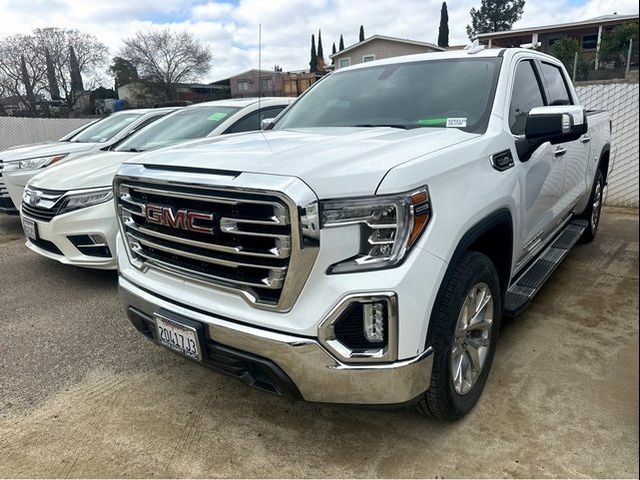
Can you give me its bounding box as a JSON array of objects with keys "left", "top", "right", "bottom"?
[{"left": 0, "top": 207, "right": 638, "bottom": 478}]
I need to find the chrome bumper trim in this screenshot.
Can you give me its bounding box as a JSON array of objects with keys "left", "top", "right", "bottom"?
[{"left": 119, "top": 275, "right": 433, "bottom": 405}]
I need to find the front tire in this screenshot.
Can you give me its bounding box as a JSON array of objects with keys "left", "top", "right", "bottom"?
[
  {"left": 578, "top": 169, "right": 604, "bottom": 243},
  {"left": 416, "top": 251, "right": 502, "bottom": 421}
]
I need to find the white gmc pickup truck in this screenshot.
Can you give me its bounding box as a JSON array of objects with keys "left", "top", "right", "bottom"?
[{"left": 115, "top": 48, "right": 611, "bottom": 420}]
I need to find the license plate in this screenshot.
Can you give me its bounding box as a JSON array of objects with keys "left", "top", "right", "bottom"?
[
  {"left": 155, "top": 314, "right": 202, "bottom": 361},
  {"left": 22, "top": 217, "right": 38, "bottom": 241}
]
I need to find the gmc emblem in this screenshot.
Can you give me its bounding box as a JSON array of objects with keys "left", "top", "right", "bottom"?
[{"left": 144, "top": 204, "right": 215, "bottom": 235}]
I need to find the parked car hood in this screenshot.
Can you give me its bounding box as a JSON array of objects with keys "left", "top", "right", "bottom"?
[
  {"left": 132, "top": 127, "right": 479, "bottom": 197},
  {"left": 30, "top": 151, "right": 136, "bottom": 191},
  {"left": 0, "top": 141, "right": 98, "bottom": 162}
]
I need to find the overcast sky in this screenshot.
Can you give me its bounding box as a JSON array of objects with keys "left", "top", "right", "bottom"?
[{"left": 0, "top": 0, "right": 638, "bottom": 83}]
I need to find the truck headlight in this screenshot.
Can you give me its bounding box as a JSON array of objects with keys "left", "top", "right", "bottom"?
[
  {"left": 59, "top": 187, "right": 114, "bottom": 214},
  {"left": 4, "top": 154, "right": 68, "bottom": 172},
  {"left": 320, "top": 187, "right": 431, "bottom": 273}
]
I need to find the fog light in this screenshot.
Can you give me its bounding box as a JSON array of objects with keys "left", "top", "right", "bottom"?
[{"left": 363, "top": 302, "right": 386, "bottom": 342}]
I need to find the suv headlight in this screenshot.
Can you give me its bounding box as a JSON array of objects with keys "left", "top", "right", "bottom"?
[
  {"left": 4, "top": 154, "right": 68, "bottom": 172},
  {"left": 320, "top": 187, "right": 431, "bottom": 273},
  {"left": 59, "top": 188, "right": 114, "bottom": 214}
]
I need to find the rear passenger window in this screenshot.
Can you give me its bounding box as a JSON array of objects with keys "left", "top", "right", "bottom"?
[
  {"left": 225, "top": 106, "right": 286, "bottom": 134},
  {"left": 540, "top": 63, "right": 572, "bottom": 106},
  {"left": 509, "top": 60, "right": 545, "bottom": 135}
]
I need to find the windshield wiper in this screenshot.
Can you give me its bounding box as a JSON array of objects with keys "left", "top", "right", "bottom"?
[
  {"left": 122, "top": 147, "right": 145, "bottom": 153},
  {"left": 352, "top": 124, "right": 411, "bottom": 129}
]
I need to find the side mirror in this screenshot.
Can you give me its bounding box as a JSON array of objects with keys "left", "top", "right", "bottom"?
[
  {"left": 261, "top": 118, "right": 276, "bottom": 130},
  {"left": 517, "top": 105, "right": 588, "bottom": 162},
  {"left": 525, "top": 105, "right": 587, "bottom": 145}
]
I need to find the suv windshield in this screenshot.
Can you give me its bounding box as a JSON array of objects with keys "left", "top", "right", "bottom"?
[
  {"left": 114, "top": 106, "right": 241, "bottom": 153},
  {"left": 70, "top": 113, "right": 141, "bottom": 143},
  {"left": 275, "top": 58, "right": 502, "bottom": 133}
]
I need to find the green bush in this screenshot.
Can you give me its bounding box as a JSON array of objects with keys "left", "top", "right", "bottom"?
[
  {"left": 551, "top": 36, "right": 591, "bottom": 81},
  {"left": 599, "top": 22, "right": 639, "bottom": 68}
]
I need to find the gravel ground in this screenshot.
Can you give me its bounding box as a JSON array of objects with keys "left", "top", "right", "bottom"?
[{"left": 0, "top": 207, "right": 638, "bottom": 478}]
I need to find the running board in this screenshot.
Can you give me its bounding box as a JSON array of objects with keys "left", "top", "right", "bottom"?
[{"left": 504, "top": 219, "right": 587, "bottom": 317}]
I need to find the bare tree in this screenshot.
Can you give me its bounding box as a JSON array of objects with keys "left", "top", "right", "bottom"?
[
  {"left": 32, "top": 28, "right": 108, "bottom": 112},
  {"left": 0, "top": 34, "right": 47, "bottom": 115},
  {"left": 119, "top": 29, "right": 212, "bottom": 100}
]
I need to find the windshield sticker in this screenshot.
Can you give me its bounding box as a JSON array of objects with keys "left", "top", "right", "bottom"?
[
  {"left": 446, "top": 118, "right": 467, "bottom": 128},
  {"left": 208, "top": 112, "right": 228, "bottom": 122},
  {"left": 417, "top": 117, "right": 447, "bottom": 126}
]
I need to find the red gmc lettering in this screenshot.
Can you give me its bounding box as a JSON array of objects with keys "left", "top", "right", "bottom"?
[
  {"left": 187, "top": 212, "right": 215, "bottom": 234},
  {"left": 144, "top": 204, "right": 213, "bottom": 234}
]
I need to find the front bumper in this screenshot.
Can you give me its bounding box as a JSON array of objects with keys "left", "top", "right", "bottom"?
[
  {"left": 4, "top": 170, "right": 34, "bottom": 209},
  {"left": 22, "top": 200, "right": 118, "bottom": 270},
  {"left": 0, "top": 180, "right": 18, "bottom": 214},
  {"left": 119, "top": 276, "right": 434, "bottom": 405}
]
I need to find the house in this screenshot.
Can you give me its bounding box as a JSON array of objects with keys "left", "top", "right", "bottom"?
[
  {"left": 329, "top": 34, "right": 445, "bottom": 69},
  {"left": 229, "top": 70, "right": 286, "bottom": 98},
  {"left": 476, "top": 13, "right": 639, "bottom": 70},
  {"left": 229, "top": 69, "right": 321, "bottom": 98}
]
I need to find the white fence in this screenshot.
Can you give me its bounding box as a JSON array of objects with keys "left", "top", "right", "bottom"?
[
  {"left": 0, "top": 117, "right": 94, "bottom": 151},
  {"left": 575, "top": 82, "right": 639, "bottom": 208}
]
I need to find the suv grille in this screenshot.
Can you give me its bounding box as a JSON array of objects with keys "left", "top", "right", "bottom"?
[
  {"left": 0, "top": 160, "right": 15, "bottom": 212},
  {"left": 21, "top": 189, "right": 66, "bottom": 222},
  {"left": 117, "top": 180, "right": 297, "bottom": 308}
]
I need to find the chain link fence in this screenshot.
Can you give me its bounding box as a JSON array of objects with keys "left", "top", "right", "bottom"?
[
  {"left": 576, "top": 81, "right": 639, "bottom": 207},
  {"left": 0, "top": 117, "right": 94, "bottom": 151}
]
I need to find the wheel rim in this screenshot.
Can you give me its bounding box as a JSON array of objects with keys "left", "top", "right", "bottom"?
[
  {"left": 591, "top": 179, "right": 603, "bottom": 231},
  {"left": 450, "top": 282, "right": 494, "bottom": 395}
]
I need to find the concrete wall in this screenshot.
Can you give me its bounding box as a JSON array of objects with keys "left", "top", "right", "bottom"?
[
  {"left": 332, "top": 39, "right": 439, "bottom": 69},
  {"left": 0, "top": 117, "right": 94, "bottom": 152}
]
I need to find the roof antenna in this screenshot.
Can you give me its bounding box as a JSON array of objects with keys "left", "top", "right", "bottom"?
[
  {"left": 258, "top": 23, "right": 262, "bottom": 118},
  {"left": 464, "top": 39, "right": 485, "bottom": 54}
]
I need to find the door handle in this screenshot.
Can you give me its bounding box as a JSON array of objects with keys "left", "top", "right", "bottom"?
[
  {"left": 581, "top": 136, "right": 591, "bottom": 144},
  {"left": 554, "top": 147, "right": 567, "bottom": 157}
]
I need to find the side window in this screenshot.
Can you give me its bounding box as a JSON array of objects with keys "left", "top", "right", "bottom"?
[
  {"left": 224, "top": 107, "right": 286, "bottom": 134},
  {"left": 540, "top": 62, "right": 573, "bottom": 106},
  {"left": 509, "top": 60, "right": 546, "bottom": 135}
]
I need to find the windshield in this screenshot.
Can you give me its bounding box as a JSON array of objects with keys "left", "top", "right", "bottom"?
[
  {"left": 70, "top": 113, "right": 141, "bottom": 143},
  {"left": 59, "top": 120, "right": 98, "bottom": 141},
  {"left": 275, "top": 58, "right": 502, "bottom": 132},
  {"left": 114, "top": 106, "right": 241, "bottom": 153}
]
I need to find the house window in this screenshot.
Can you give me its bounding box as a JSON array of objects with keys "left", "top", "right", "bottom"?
[
  {"left": 582, "top": 34, "right": 598, "bottom": 50},
  {"left": 547, "top": 37, "right": 561, "bottom": 49},
  {"left": 238, "top": 81, "right": 250, "bottom": 92},
  {"left": 363, "top": 54, "right": 375, "bottom": 63},
  {"left": 260, "top": 78, "right": 273, "bottom": 90},
  {"left": 339, "top": 58, "right": 350, "bottom": 68}
]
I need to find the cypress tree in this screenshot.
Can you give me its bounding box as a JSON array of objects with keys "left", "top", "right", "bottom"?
[
  {"left": 438, "top": 2, "right": 449, "bottom": 48},
  {"left": 309, "top": 34, "right": 317, "bottom": 73},
  {"left": 69, "top": 45, "right": 84, "bottom": 92},
  {"left": 45, "top": 48, "right": 61, "bottom": 100},
  {"left": 359, "top": 25, "right": 365, "bottom": 42},
  {"left": 317, "top": 30, "right": 324, "bottom": 59},
  {"left": 20, "top": 55, "right": 37, "bottom": 115},
  {"left": 339, "top": 34, "right": 345, "bottom": 51}
]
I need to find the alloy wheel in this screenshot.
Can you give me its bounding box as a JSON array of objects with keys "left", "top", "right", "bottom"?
[
  {"left": 450, "top": 282, "right": 494, "bottom": 395},
  {"left": 591, "top": 179, "right": 603, "bottom": 232}
]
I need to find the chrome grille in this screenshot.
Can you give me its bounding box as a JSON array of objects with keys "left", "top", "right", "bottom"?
[{"left": 115, "top": 170, "right": 320, "bottom": 311}]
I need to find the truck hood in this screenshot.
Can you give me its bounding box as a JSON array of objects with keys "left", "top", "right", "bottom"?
[
  {"left": 30, "top": 151, "right": 136, "bottom": 190},
  {"left": 0, "top": 141, "right": 98, "bottom": 162},
  {"left": 133, "top": 127, "right": 479, "bottom": 197}
]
